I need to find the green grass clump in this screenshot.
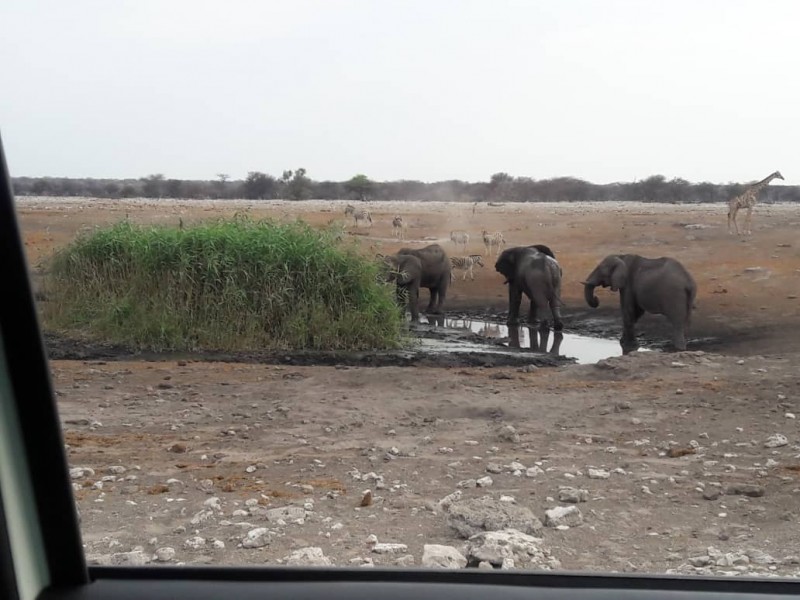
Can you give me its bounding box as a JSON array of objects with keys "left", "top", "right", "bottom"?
[{"left": 42, "top": 218, "right": 405, "bottom": 351}]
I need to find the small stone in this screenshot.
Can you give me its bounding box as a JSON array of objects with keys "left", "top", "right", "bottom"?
[
  {"left": 265, "top": 506, "right": 305, "bottom": 522},
  {"left": 168, "top": 443, "right": 188, "bottom": 454},
  {"left": 153, "top": 547, "right": 176, "bottom": 562},
  {"left": 212, "top": 540, "right": 225, "bottom": 550},
  {"left": 498, "top": 425, "right": 520, "bottom": 443},
  {"left": 394, "top": 555, "right": 415, "bottom": 566},
  {"left": 421, "top": 544, "right": 467, "bottom": 569},
  {"left": 785, "top": 413, "right": 796, "bottom": 420},
  {"left": 526, "top": 466, "right": 544, "bottom": 478},
  {"left": 587, "top": 468, "right": 610, "bottom": 480},
  {"left": 558, "top": 487, "right": 588, "bottom": 504},
  {"left": 544, "top": 505, "right": 583, "bottom": 528},
  {"left": 486, "top": 463, "right": 503, "bottom": 474},
  {"left": 476, "top": 476, "right": 493, "bottom": 487},
  {"left": 242, "top": 528, "right": 270, "bottom": 549},
  {"left": 725, "top": 484, "right": 765, "bottom": 498},
  {"left": 285, "top": 547, "right": 332, "bottom": 566},
  {"left": 360, "top": 490, "right": 373, "bottom": 507},
  {"left": 183, "top": 536, "right": 206, "bottom": 550},
  {"left": 764, "top": 434, "right": 788, "bottom": 448},
  {"left": 372, "top": 542, "right": 408, "bottom": 554},
  {"left": 110, "top": 550, "right": 150, "bottom": 566},
  {"left": 703, "top": 488, "right": 721, "bottom": 501}
]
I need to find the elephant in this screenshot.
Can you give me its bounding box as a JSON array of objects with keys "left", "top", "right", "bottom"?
[
  {"left": 382, "top": 253, "right": 424, "bottom": 321},
  {"left": 582, "top": 254, "right": 697, "bottom": 353},
  {"left": 494, "top": 245, "right": 564, "bottom": 330},
  {"left": 385, "top": 244, "right": 451, "bottom": 319}
]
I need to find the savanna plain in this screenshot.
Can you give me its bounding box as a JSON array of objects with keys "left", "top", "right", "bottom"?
[{"left": 17, "top": 197, "right": 800, "bottom": 574}]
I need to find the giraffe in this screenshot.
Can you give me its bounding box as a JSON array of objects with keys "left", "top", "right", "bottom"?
[{"left": 727, "top": 170, "right": 784, "bottom": 235}]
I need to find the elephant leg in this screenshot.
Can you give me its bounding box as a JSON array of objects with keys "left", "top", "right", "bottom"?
[
  {"left": 507, "top": 285, "right": 523, "bottom": 326},
  {"left": 620, "top": 299, "right": 641, "bottom": 354},
  {"left": 425, "top": 287, "right": 438, "bottom": 314},
  {"left": 529, "top": 288, "right": 550, "bottom": 328},
  {"left": 548, "top": 297, "right": 564, "bottom": 331},
  {"left": 408, "top": 284, "right": 420, "bottom": 322},
  {"left": 435, "top": 275, "right": 449, "bottom": 314},
  {"left": 666, "top": 312, "right": 688, "bottom": 351}
]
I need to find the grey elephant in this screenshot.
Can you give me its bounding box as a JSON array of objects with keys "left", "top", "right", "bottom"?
[
  {"left": 494, "top": 246, "right": 564, "bottom": 330},
  {"left": 583, "top": 254, "right": 697, "bottom": 353},
  {"left": 382, "top": 253, "right": 424, "bottom": 321},
  {"left": 385, "top": 243, "right": 451, "bottom": 318}
]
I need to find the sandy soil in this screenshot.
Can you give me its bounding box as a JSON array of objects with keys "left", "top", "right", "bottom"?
[{"left": 16, "top": 197, "right": 800, "bottom": 574}]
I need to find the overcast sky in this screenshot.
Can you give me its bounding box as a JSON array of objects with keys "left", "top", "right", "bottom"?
[{"left": 1, "top": 1, "right": 798, "bottom": 184}]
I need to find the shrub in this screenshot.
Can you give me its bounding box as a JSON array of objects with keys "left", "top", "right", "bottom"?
[{"left": 42, "top": 218, "right": 405, "bottom": 351}]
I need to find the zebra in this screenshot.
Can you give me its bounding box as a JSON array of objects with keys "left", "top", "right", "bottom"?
[
  {"left": 449, "top": 254, "right": 484, "bottom": 281},
  {"left": 344, "top": 204, "right": 372, "bottom": 227},
  {"left": 392, "top": 215, "right": 407, "bottom": 239},
  {"left": 449, "top": 230, "right": 469, "bottom": 251},
  {"left": 482, "top": 230, "right": 505, "bottom": 256}
]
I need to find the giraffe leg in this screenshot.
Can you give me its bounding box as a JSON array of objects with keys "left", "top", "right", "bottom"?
[
  {"left": 728, "top": 207, "right": 737, "bottom": 235},
  {"left": 744, "top": 207, "right": 753, "bottom": 235}
]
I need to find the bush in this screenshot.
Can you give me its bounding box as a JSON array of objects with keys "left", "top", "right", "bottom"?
[{"left": 42, "top": 218, "right": 405, "bottom": 351}]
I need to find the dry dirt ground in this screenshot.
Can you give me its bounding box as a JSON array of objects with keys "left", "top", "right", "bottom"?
[{"left": 16, "top": 197, "right": 800, "bottom": 575}]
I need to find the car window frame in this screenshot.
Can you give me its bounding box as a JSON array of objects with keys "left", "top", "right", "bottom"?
[{"left": 2, "top": 134, "right": 800, "bottom": 600}]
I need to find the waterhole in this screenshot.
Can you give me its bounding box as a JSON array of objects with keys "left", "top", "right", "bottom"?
[{"left": 417, "top": 316, "right": 646, "bottom": 365}]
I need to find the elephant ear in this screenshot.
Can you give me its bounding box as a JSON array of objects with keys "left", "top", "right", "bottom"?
[
  {"left": 609, "top": 257, "right": 627, "bottom": 291},
  {"left": 494, "top": 249, "right": 515, "bottom": 278}
]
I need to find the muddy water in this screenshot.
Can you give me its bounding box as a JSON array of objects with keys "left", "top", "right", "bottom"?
[{"left": 419, "top": 316, "right": 641, "bottom": 364}]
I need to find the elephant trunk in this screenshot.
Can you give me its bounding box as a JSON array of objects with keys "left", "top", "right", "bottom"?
[{"left": 583, "top": 282, "right": 599, "bottom": 308}]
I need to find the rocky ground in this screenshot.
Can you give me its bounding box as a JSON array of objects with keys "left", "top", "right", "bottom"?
[{"left": 16, "top": 197, "right": 800, "bottom": 576}]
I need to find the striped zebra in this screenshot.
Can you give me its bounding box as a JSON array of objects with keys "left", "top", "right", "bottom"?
[
  {"left": 344, "top": 204, "right": 372, "bottom": 227},
  {"left": 449, "top": 254, "right": 484, "bottom": 281},
  {"left": 482, "top": 230, "right": 505, "bottom": 256},
  {"left": 449, "top": 230, "right": 469, "bottom": 251},
  {"left": 392, "top": 215, "right": 407, "bottom": 239}
]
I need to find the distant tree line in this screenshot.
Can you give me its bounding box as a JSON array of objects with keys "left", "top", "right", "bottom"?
[{"left": 11, "top": 171, "right": 800, "bottom": 204}]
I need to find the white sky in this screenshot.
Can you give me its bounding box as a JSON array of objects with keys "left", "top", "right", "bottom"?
[{"left": 1, "top": 0, "right": 798, "bottom": 184}]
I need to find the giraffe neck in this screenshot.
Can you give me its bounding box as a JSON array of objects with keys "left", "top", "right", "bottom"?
[{"left": 750, "top": 172, "right": 780, "bottom": 192}]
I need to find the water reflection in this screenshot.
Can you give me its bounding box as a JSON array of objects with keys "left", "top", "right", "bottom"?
[
  {"left": 508, "top": 324, "right": 564, "bottom": 356},
  {"left": 419, "top": 315, "right": 632, "bottom": 365}
]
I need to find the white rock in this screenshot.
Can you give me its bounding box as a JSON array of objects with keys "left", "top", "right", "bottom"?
[
  {"left": 544, "top": 505, "right": 583, "bottom": 528},
  {"left": 372, "top": 543, "right": 408, "bottom": 554},
  {"left": 265, "top": 506, "right": 305, "bottom": 522},
  {"left": 587, "top": 468, "right": 610, "bottom": 480},
  {"left": 107, "top": 466, "right": 126, "bottom": 475},
  {"left": 526, "top": 466, "right": 544, "bottom": 478},
  {"left": 785, "top": 413, "right": 796, "bottom": 420},
  {"left": 764, "top": 434, "right": 788, "bottom": 448},
  {"left": 190, "top": 509, "right": 214, "bottom": 525},
  {"left": 421, "top": 544, "right": 467, "bottom": 569},
  {"left": 285, "top": 546, "right": 332, "bottom": 566},
  {"left": 203, "top": 497, "right": 222, "bottom": 511},
  {"left": 153, "top": 547, "right": 176, "bottom": 562},
  {"left": 69, "top": 467, "right": 95, "bottom": 480},
  {"left": 558, "top": 487, "right": 588, "bottom": 504},
  {"left": 437, "top": 490, "right": 462, "bottom": 510},
  {"left": 110, "top": 550, "right": 150, "bottom": 566},
  {"left": 212, "top": 540, "right": 225, "bottom": 549},
  {"left": 183, "top": 536, "right": 206, "bottom": 550},
  {"left": 476, "top": 476, "right": 493, "bottom": 487},
  {"left": 242, "top": 528, "right": 270, "bottom": 549},
  {"left": 466, "top": 529, "right": 561, "bottom": 570}
]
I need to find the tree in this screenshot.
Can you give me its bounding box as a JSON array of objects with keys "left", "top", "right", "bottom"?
[
  {"left": 141, "top": 174, "right": 165, "bottom": 198},
  {"left": 286, "top": 167, "right": 311, "bottom": 200},
  {"left": 243, "top": 171, "right": 277, "bottom": 199},
  {"left": 215, "top": 173, "right": 230, "bottom": 199},
  {"left": 344, "top": 174, "right": 374, "bottom": 201}
]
